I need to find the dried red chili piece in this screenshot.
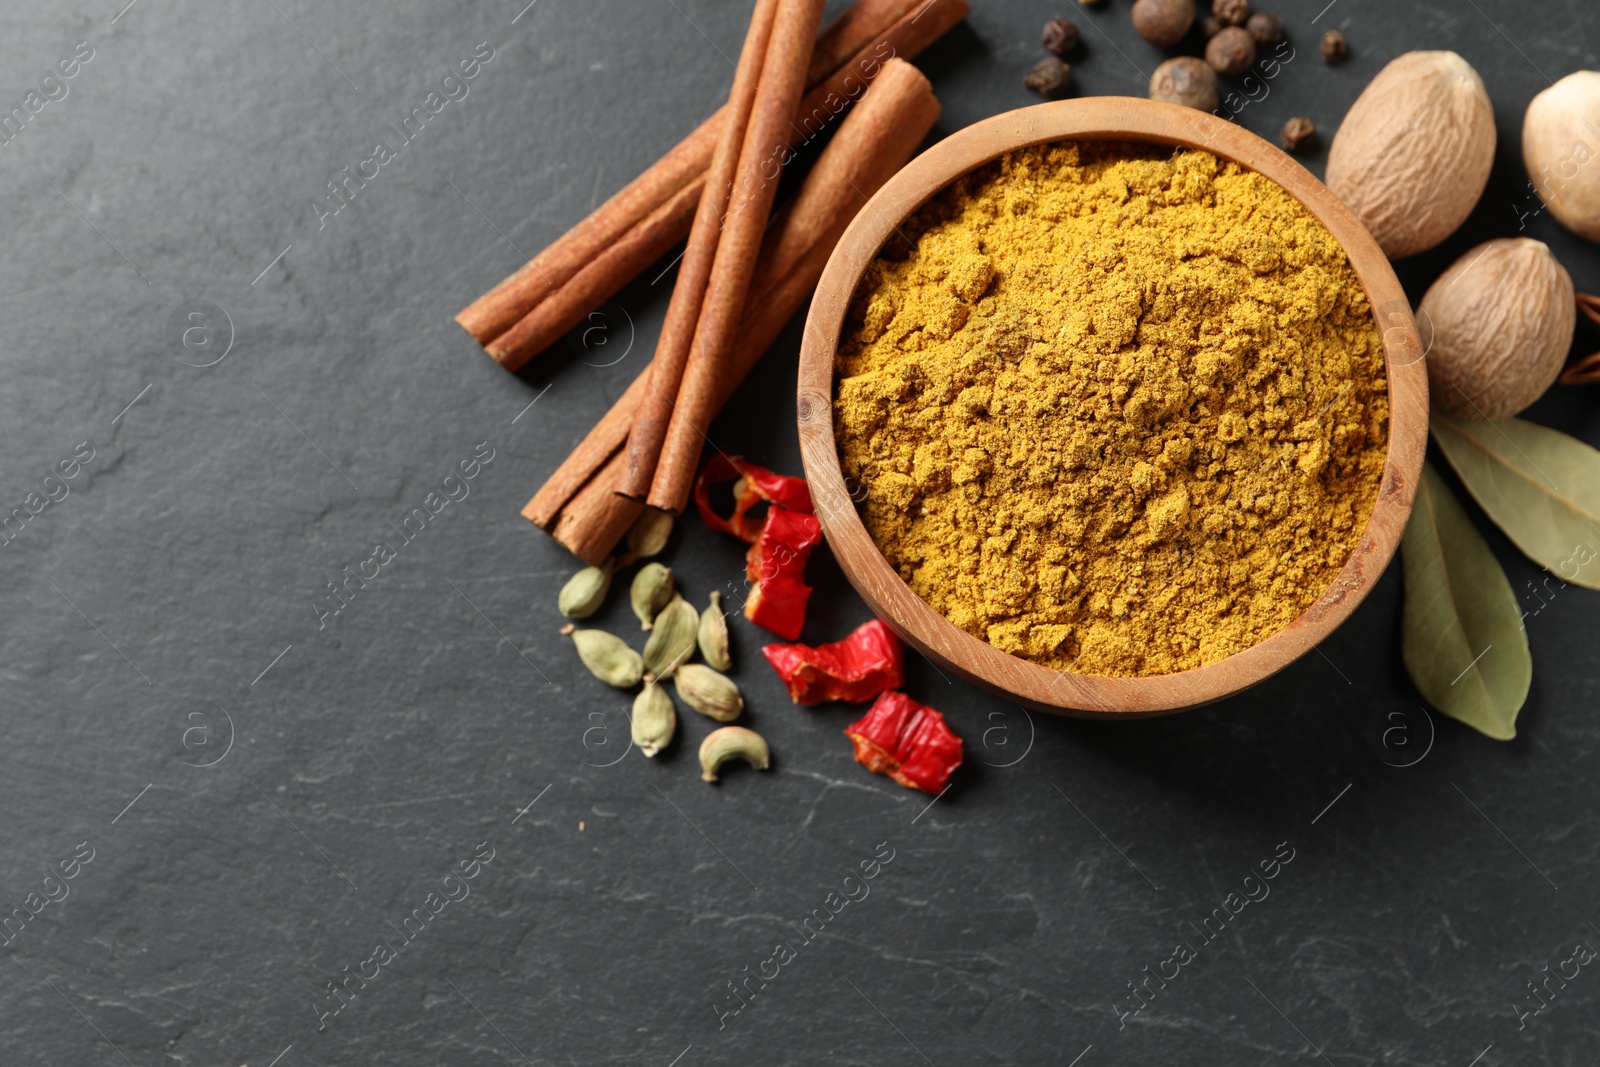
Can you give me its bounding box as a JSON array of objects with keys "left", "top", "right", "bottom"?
[
  {"left": 694, "top": 455, "right": 813, "bottom": 542},
  {"left": 845, "top": 691, "right": 963, "bottom": 795},
  {"left": 762, "top": 619, "right": 904, "bottom": 705},
  {"left": 743, "top": 506, "right": 822, "bottom": 640}
]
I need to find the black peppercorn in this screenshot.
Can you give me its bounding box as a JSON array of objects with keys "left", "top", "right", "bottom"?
[
  {"left": 1025, "top": 56, "right": 1074, "bottom": 98},
  {"left": 1245, "top": 11, "right": 1284, "bottom": 46},
  {"left": 1319, "top": 29, "right": 1348, "bottom": 63},
  {"left": 1042, "top": 17, "right": 1080, "bottom": 55},
  {"left": 1206, "top": 26, "right": 1256, "bottom": 76},
  {"left": 1279, "top": 116, "right": 1316, "bottom": 152},
  {"left": 1149, "top": 56, "right": 1220, "bottom": 111},
  {"left": 1132, "top": 0, "right": 1195, "bottom": 48},
  {"left": 1213, "top": 0, "right": 1250, "bottom": 25}
]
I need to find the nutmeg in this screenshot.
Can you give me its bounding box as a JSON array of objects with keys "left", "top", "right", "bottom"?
[
  {"left": 1326, "top": 51, "right": 1495, "bottom": 259},
  {"left": 1522, "top": 71, "right": 1600, "bottom": 242},
  {"left": 1419, "top": 238, "right": 1575, "bottom": 421}
]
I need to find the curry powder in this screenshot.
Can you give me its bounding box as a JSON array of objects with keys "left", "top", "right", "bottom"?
[{"left": 835, "top": 142, "right": 1388, "bottom": 677}]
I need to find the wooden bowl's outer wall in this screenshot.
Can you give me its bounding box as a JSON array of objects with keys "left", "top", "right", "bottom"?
[{"left": 796, "top": 98, "right": 1428, "bottom": 717}]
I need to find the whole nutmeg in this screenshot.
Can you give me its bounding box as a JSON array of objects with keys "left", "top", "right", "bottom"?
[
  {"left": 1245, "top": 11, "right": 1283, "bottom": 46},
  {"left": 1206, "top": 26, "right": 1256, "bottom": 76},
  {"left": 1149, "top": 56, "right": 1219, "bottom": 111},
  {"left": 1078, "top": 0, "right": 1107, "bottom": 6},
  {"left": 1212, "top": 0, "right": 1250, "bottom": 25},
  {"left": 1319, "top": 29, "right": 1348, "bottom": 63},
  {"left": 1132, "top": 0, "right": 1195, "bottom": 48},
  {"left": 1419, "top": 238, "right": 1575, "bottom": 420},
  {"left": 1279, "top": 116, "right": 1316, "bottom": 152},
  {"left": 1523, "top": 71, "right": 1600, "bottom": 241},
  {"left": 1200, "top": 14, "right": 1223, "bottom": 38},
  {"left": 1024, "top": 56, "right": 1073, "bottom": 98},
  {"left": 1042, "top": 17, "right": 1080, "bottom": 55},
  {"left": 1326, "top": 51, "right": 1495, "bottom": 259}
]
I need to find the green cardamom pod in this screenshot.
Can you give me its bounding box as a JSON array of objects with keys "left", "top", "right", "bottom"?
[
  {"left": 631, "top": 682, "right": 677, "bottom": 758},
  {"left": 699, "top": 725, "right": 770, "bottom": 782},
  {"left": 631, "top": 562, "right": 674, "bottom": 631},
  {"left": 674, "top": 663, "right": 744, "bottom": 722},
  {"left": 626, "top": 508, "right": 674, "bottom": 561},
  {"left": 697, "top": 590, "right": 732, "bottom": 671},
  {"left": 642, "top": 594, "right": 698, "bottom": 681},
  {"left": 557, "top": 563, "right": 613, "bottom": 619},
  {"left": 569, "top": 629, "right": 643, "bottom": 689}
]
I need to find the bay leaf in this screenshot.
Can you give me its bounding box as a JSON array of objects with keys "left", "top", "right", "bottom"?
[
  {"left": 1400, "top": 462, "right": 1530, "bottom": 740},
  {"left": 1430, "top": 412, "right": 1600, "bottom": 590}
]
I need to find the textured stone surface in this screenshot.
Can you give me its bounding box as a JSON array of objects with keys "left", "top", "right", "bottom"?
[{"left": 0, "top": 1, "right": 1596, "bottom": 1065}]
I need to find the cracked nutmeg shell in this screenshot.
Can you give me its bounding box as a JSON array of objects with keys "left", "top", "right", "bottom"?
[
  {"left": 1419, "top": 238, "right": 1575, "bottom": 421},
  {"left": 1326, "top": 51, "right": 1495, "bottom": 259}
]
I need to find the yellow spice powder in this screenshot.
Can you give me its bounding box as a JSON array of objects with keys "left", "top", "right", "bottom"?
[{"left": 835, "top": 142, "right": 1389, "bottom": 677}]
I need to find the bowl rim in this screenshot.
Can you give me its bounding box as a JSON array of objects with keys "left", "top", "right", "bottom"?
[{"left": 794, "top": 97, "right": 1428, "bottom": 717}]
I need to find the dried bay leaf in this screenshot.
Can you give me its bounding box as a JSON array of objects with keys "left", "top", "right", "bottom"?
[
  {"left": 1401, "top": 462, "right": 1530, "bottom": 740},
  {"left": 1430, "top": 412, "right": 1600, "bottom": 589}
]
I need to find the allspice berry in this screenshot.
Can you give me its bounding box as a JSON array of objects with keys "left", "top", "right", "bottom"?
[
  {"left": 1025, "top": 56, "right": 1073, "bottom": 98},
  {"left": 1279, "top": 116, "right": 1316, "bottom": 152},
  {"left": 1132, "top": 0, "right": 1195, "bottom": 48},
  {"left": 1212, "top": 0, "right": 1250, "bottom": 25},
  {"left": 1042, "top": 17, "right": 1080, "bottom": 55},
  {"left": 1206, "top": 26, "right": 1256, "bottom": 76},
  {"left": 1320, "top": 29, "right": 1348, "bottom": 63},
  {"left": 1245, "top": 11, "right": 1284, "bottom": 47},
  {"left": 1149, "top": 56, "right": 1220, "bottom": 111}
]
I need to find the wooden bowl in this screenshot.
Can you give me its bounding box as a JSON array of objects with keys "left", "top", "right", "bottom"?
[{"left": 795, "top": 98, "right": 1428, "bottom": 717}]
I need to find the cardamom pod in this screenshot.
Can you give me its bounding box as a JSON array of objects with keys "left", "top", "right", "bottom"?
[
  {"left": 643, "top": 594, "right": 698, "bottom": 680},
  {"left": 699, "top": 726, "right": 770, "bottom": 782},
  {"left": 557, "top": 563, "right": 613, "bottom": 619},
  {"left": 626, "top": 508, "right": 674, "bottom": 561},
  {"left": 569, "top": 628, "right": 643, "bottom": 689},
  {"left": 697, "top": 590, "right": 732, "bottom": 671},
  {"left": 631, "top": 682, "right": 677, "bottom": 757},
  {"left": 674, "top": 663, "right": 744, "bottom": 722},
  {"left": 631, "top": 562, "right": 674, "bottom": 631}
]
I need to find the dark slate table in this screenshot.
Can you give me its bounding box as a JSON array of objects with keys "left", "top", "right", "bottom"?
[{"left": 2, "top": 1, "right": 1596, "bottom": 1064}]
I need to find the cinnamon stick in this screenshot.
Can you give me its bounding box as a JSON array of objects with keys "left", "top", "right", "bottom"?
[
  {"left": 463, "top": 0, "right": 969, "bottom": 371},
  {"left": 485, "top": 177, "right": 703, "bottom": 369},
  {"left": 527, "top": 58, "right": 939, "bottom": 562},
  {"left": 456, "top": 0, "right": 926, "bottom": 346},
  {"left": 619, "top": 0, "right": 784, "bottom": 499},
  {"left": 522, "top": 367, "right": 655, "bottom": 530},
  {"left": 543, "top": 447, "right": 643, "bottom": 565},
  {"left": 644, "top": 0, "right": 830, "bottom": 513}
]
